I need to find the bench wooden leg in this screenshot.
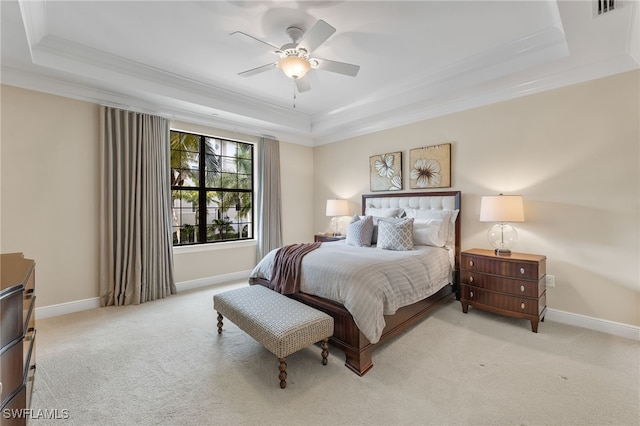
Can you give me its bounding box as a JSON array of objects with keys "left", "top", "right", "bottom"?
[
  {"left": 321, "top": 338, "right": 329, "bottom": 365},
  {"left": 279, "top": 358, "right": 287, "bottom": 389},
  {"left": 217, "top": 313, "right": 223, "bottom": 334}
]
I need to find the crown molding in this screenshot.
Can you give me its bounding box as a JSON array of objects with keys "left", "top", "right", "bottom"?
[{"left": 0, "top": 65, "right": 316, "bottom": 146}]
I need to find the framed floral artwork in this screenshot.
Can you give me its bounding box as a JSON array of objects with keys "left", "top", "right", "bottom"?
[
  {"left": 369, "top": 152, "right": 402, "bottom": 192},
  {"left": 409, "top": 143, "right": 451, "bottom": 189}
]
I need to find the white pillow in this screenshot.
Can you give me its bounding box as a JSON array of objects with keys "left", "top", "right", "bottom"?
[
  {"left": 413, "top": 220, "right": 447, "bottom": 247},
  {"left": 365, "top": 207, "right": 401, "bottom": 218},
  {"left": 377, "top": 218, "right": 414, "bottom": 251},
  {"left": 404, "top": 208, "right": 459, "bottom": 246},
  {"left": 346, "top": 215, "right": 374, "bottom": 247}
]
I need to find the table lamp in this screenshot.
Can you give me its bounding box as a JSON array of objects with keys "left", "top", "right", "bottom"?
[
  {"left": 479, "top": 194, "right": 525, "bottom": 255},
  {"left": 326, "top": 199, "right": 349, "bottom": 236}
]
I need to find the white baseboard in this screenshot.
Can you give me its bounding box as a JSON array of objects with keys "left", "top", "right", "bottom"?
[
  {"left": 174, "top": 270, "right": 251, "bottom": 292},
  {"left": 36, "top": 297, "right": 101, "bottom": 319},
  {"left": 35, "top": 271, "right": 252, "bottom": 319},
  {"left": 546, "top": 308, "right": 640, "bottom": 341}
]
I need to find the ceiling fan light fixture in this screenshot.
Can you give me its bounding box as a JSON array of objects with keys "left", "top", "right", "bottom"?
[{"left": 278, "top": 55, "right": 311, "bottom": 79}]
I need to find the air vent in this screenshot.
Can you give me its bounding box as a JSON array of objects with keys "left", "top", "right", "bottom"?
[{"left": 594, "top": 0, "right": 620, "bottom": 16}]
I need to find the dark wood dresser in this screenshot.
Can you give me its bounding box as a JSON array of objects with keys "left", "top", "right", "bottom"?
[
  {"left": 460, "top": 248, "right": 546, "bottom": 332},
  {"left": 1, "top": 253, "right": 36, "bottom": 425},
  {"left": 314, "top": 234, "right": 346, "bottom": 242}
]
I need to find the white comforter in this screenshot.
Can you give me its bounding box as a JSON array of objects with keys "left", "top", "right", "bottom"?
[{"left": 249, "top": 241, "right": 452, "bottom": 343}]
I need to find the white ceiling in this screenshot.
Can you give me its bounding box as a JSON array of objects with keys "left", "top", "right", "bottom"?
[{"left": 2, "top": 0, "right": 638, "bottom": 146}]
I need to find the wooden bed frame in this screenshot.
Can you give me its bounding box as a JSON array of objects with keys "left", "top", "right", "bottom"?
[{"left": 253, "top": 190, "right": 461, "bottom": 376}]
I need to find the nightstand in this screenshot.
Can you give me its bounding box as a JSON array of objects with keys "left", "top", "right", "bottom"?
[
  {"left": 314, "top": 234, "right": 346, "bottom": 242},
  {"left": 460, "top": 248, "right": 547, "bottom": 332}
]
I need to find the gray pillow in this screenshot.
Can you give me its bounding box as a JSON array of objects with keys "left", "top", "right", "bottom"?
[
  {"left": 346, "top": 215, "right": 374, "bottom": 247},
  {"left": 377, "top": 218, "right": 414, "bottom": 251}
]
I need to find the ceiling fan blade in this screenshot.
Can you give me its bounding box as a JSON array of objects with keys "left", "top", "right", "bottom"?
[
  {"left": 238, "top": 62, "right": 278, "bottom": 77},
  {"left": 230, "top": 31, "right": 281, "bottom": 52},
  {"left": 295, "top": 75, "right": 311, "bottom": 93},
  {"left": 297, "top": 20, "right": 336, "bottom": 53},
  {"left": 314, "top": 58, "right": 360, "bottom": 77}
]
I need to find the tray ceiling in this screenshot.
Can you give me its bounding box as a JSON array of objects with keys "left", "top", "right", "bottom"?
[{"left": 1, "top": 0, "right": 638, "bottom": 145}]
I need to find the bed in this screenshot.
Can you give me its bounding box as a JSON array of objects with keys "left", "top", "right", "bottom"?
[{"left": 249, "top": 191, "right": 461, "bottom": 375}]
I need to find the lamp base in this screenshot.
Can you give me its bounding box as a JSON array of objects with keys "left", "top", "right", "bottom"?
[
  {"left": 494, "top": 248, "right": 512, "bottom": 256},
  {"left": 487, "top": 223, "right": 518, "bottom": 255}
]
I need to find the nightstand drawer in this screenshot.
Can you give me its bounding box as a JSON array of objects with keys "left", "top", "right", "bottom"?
[
  {"left": 461, "top": 285, "right": 545, "bottom": 316},
  {"left": 460, "top": 271, "right": 545, "bottom": 298},
  {"left": 461, "top": 254, "right": 545, "bottom": 280}
]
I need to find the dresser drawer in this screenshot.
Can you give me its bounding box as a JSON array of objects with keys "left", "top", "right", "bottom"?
[
  {"left": 460, "top": 271, "right": 545, "bottom": 298},
  {"left": 461, "top": 254, "right": 545, "bottom": 280},
  {"left": 1, "top": 290, "right": 23, "bottom": 348},
  {"left": 461, "top": 285, "right": 545, "bottom": 317},
  {"left": 0, "top": 339, "right": 23, "bottom": 407},
  {"left": 1, "top": 384, "right": 26, "bottom": 425}
]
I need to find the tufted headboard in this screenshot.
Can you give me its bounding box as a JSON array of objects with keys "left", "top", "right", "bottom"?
[{"left": 362, "top": 191, "right": 462, "bottom": 284}]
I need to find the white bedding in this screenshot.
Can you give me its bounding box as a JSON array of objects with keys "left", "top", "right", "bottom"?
[{"left": 249, "top": 241, "right": 453, "bottom": 344}]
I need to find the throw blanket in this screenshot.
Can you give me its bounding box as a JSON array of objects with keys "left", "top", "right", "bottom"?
[{"left": 270, "top": 242, "right": 321, "bottom": 294}]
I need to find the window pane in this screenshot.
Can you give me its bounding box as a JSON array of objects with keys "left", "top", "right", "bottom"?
[
  {"left": 238, "top": 158, "right": 252, "bottom": 174},
  {"left": 221, "top": 156, "right": 237, "bottom": 173},
  {"left": 206, "top": 137, "right": 221, "bottom": 155},
  {"left": 171, "top": 132, "right": 200, "bottom": 188},
  {"left": 238, "top": 174, "right": 252, "bottom": 190},
  {"left": 205, "top": 171, "right": 221, "bottom": 188},
  {"left": 172, "top": 189, "right": 199, "bottom": 244},
  {"left": 237, "top": 144, "right": 252, "bottom": 160},
  {"left": 220, "top": 172, "right": 238, "bottom": 189}
]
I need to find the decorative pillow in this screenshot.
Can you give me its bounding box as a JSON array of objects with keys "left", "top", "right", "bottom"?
[
  {"left": 377, "top": 218, "right": 414, "bottom": 251},
  {"left": 365, "top": 207, "right": 401, "bottom": 218},
  {"left": 346, "top": 215, "right": 374, "bottom": 247},
  {"left": 413, "top": 220, "right": 446, "bottom": 247},
  {"left": 358, "top": 215, "right": 388, "bottom": 245}
]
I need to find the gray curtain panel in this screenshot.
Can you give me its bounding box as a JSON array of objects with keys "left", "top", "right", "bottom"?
[
  {"left": 99, "top": 106, "right": 176, "bottom": 306},
  {"left": 256, "top": 137, "right": 283, "bottom": 260}
]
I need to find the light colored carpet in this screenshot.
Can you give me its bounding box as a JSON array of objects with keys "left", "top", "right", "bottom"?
[{"left": 31, "top": 282, "right": 639, "bottom": 426}]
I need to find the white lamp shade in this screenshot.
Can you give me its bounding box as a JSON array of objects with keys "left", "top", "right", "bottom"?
[
  {"left": 326, "top": 199, "right": 349, "bottom": 216},
  {"left": 479, "top": 195, "right": 524, "bottom": 223}
]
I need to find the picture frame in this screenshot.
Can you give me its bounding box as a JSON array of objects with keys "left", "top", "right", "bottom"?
[
  {"left": 409, "top": 143, "right": 451, "bottom": 189},
  {"left": 369, "top": 152, "right": 402, "bottom": 192}
]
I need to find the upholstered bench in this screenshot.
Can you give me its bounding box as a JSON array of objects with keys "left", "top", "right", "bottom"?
[{"left": 213, "top": 285, "right": 334, "bottom": 389}]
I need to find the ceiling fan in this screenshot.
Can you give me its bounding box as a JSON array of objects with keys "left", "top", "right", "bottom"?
[{"left": 230, "top": 19, "right": 360, "bottom": 93}]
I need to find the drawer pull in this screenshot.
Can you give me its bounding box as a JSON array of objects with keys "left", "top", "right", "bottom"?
[
  {"left": 520, "top": 267, "right": 525, "bottom": 275},
  {"left": 520, "top": 285, "right": 525, "bottom": 292},
  {"left": 469, "top": 276, "right": 474, "bottom": 283},
  {"left": 470, "top": 291, "right": 474, "bottom": 298},
  {"left": 520, "top": 302, "right": 526, "bottom": 310},
  {"left": 469, "top": 260, "right": 474, "bottom": 267}
]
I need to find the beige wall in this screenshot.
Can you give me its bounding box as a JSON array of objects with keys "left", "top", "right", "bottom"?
[
  {"left": 1, "top": 86, "right": 100, "bottom": 306},
  {"left": 314, "top": 70, "right": 640, "bottom": 327},
  {"left": 0, "top": 86, "right": 315, "bottom": 307}
]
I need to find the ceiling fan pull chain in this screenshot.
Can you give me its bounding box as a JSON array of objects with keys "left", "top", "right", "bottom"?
[{"left": 293, "top": 80, "right": 297, "bottom": 109}]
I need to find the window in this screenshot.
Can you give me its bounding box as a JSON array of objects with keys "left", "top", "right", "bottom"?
[{"left": 170, "top": 130, "right": 254, "bottom": 246}]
